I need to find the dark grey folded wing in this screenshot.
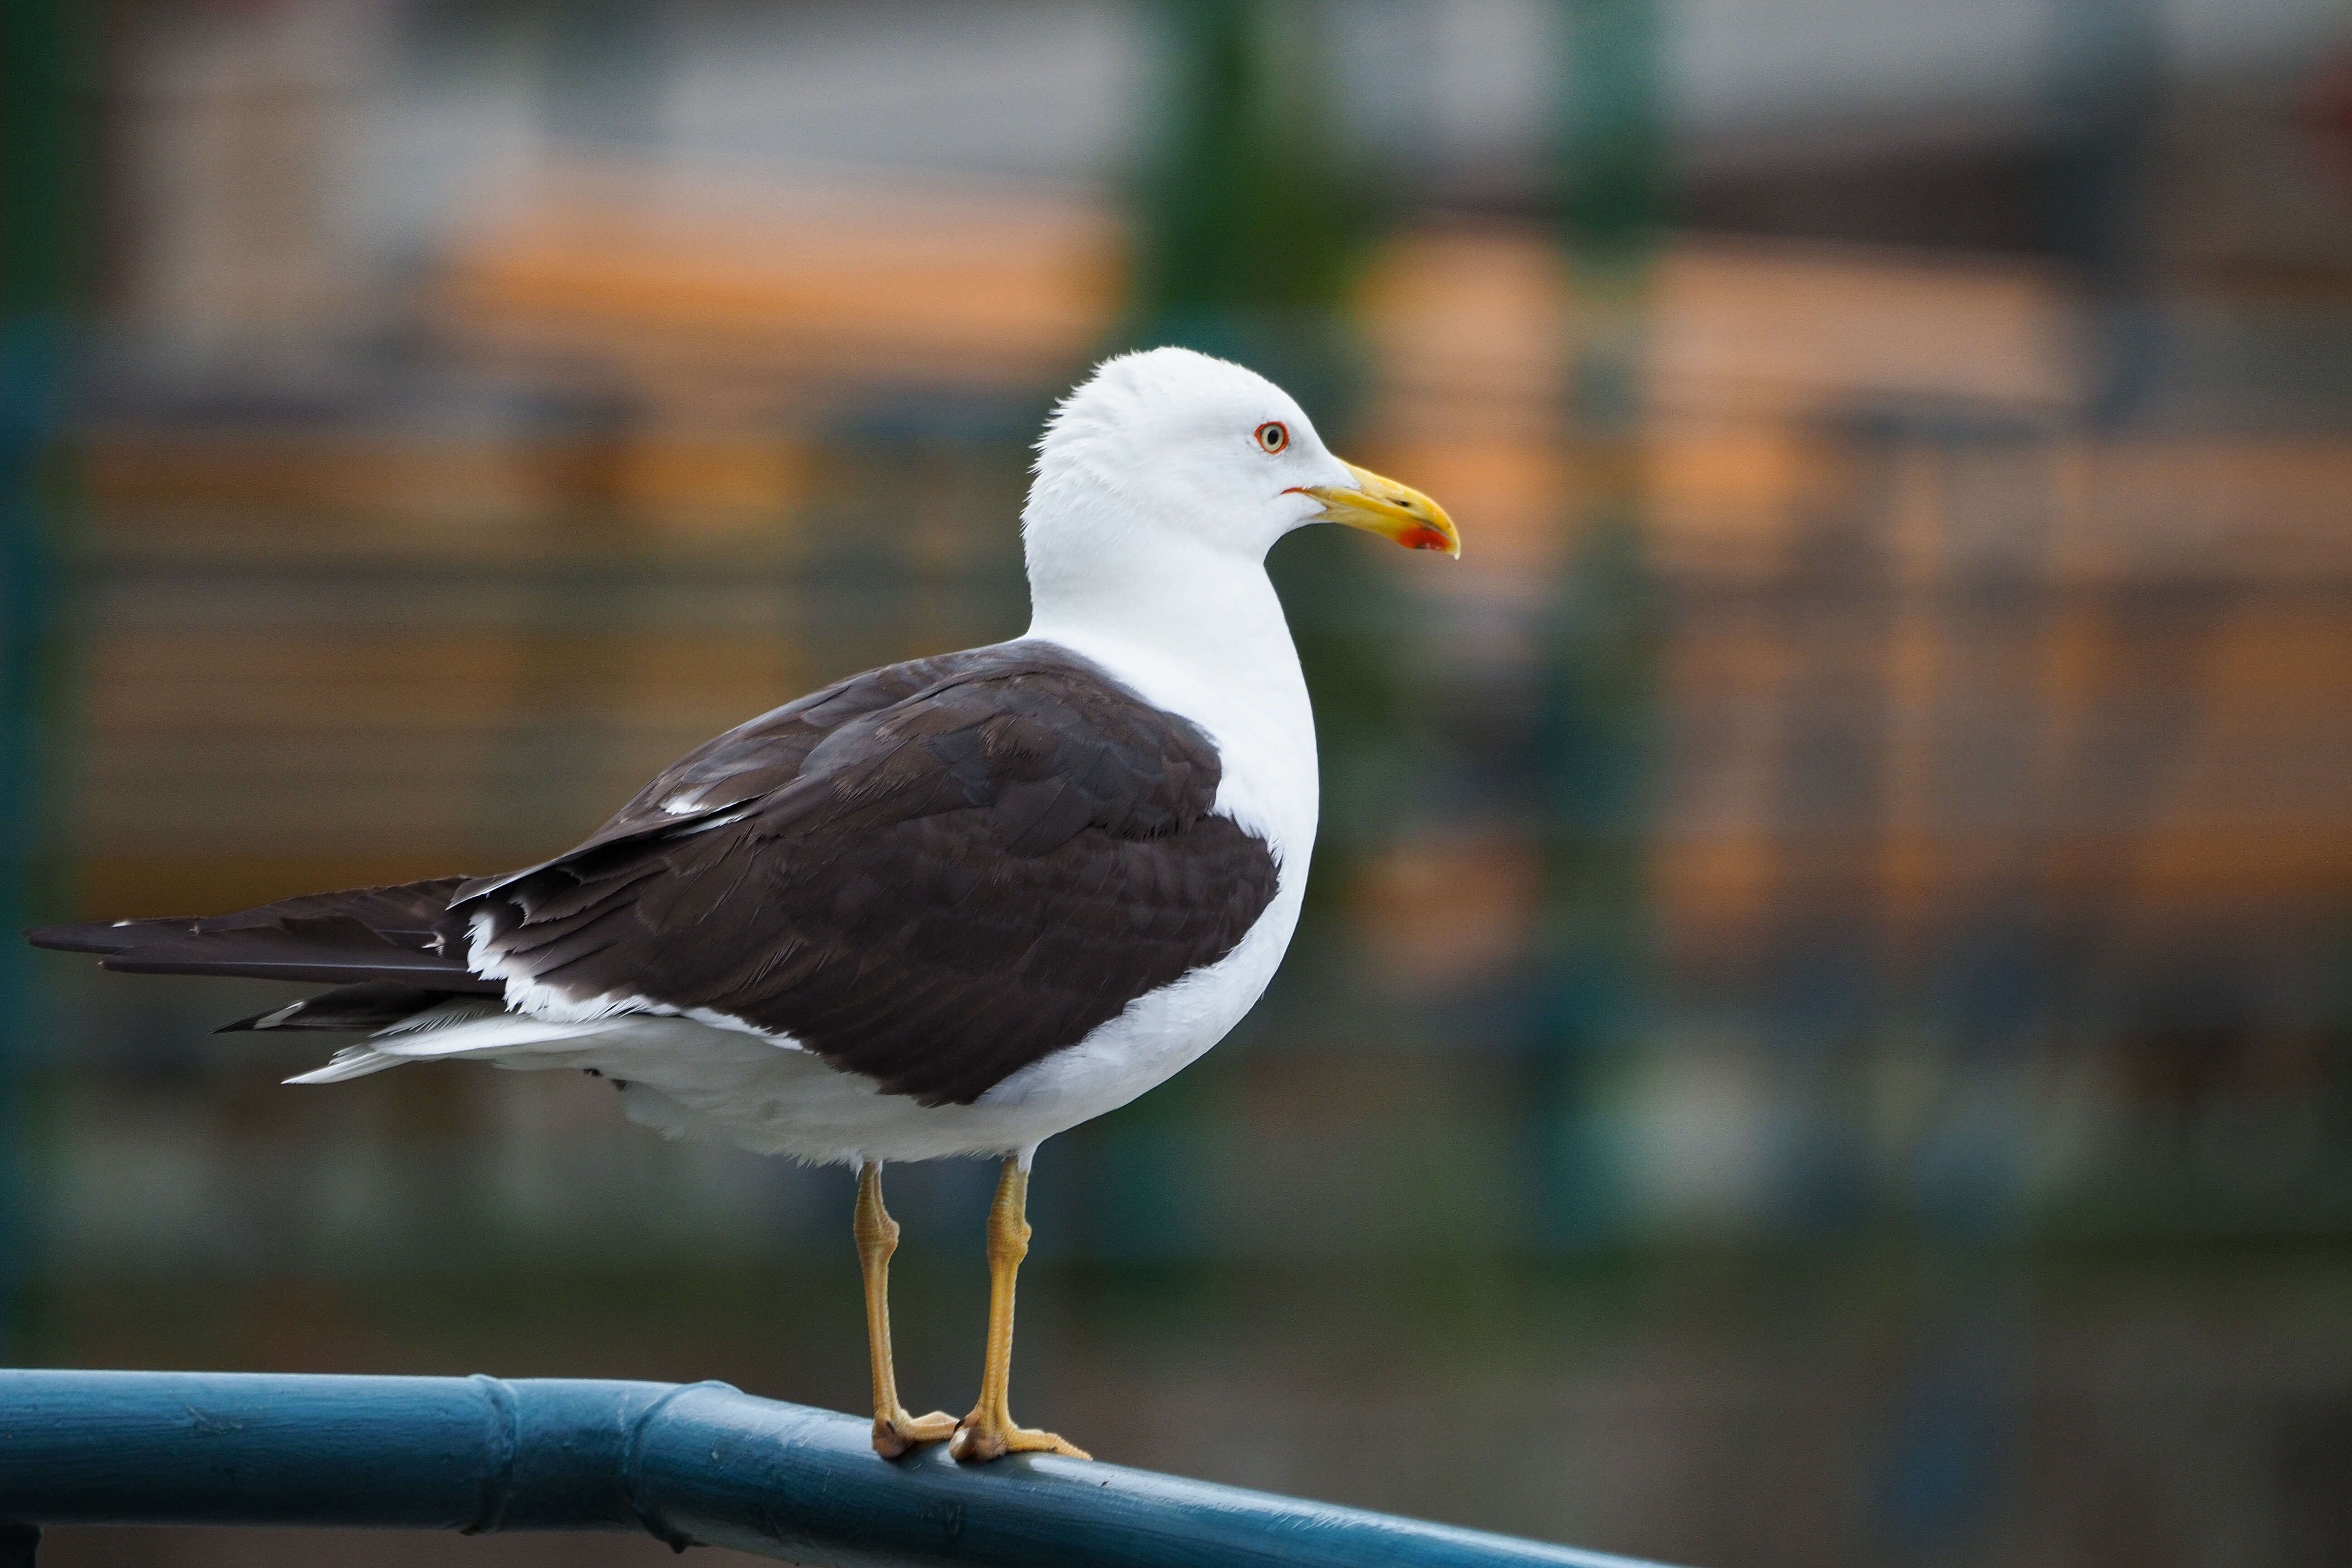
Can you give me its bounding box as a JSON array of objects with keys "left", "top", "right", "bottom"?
[{"left": 458, "top": 641, "right": 1283, "bottom": 1106}]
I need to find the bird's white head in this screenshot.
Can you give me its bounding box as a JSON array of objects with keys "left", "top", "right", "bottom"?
[{"left": 1020, "top": 348, "right": 1456, "bottom": 651}]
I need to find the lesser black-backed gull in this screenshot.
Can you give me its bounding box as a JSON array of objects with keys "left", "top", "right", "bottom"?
[{"left": 30, "top": 346, "right": 1459, "bottom": 1461}]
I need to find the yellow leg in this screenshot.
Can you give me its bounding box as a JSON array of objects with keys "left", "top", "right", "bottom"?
[
  {"left": 855, "top": 1161, "right": 957, "bottom": 1457},
  {"left": 949, "top": 1156, "right": 1090, "bottom": 1463}
]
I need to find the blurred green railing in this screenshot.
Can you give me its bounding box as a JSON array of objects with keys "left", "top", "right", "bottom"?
[{"left": 0, "top": 1369, "right": 1674, "bottom": 1568}]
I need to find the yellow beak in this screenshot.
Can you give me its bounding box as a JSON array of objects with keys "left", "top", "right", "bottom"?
[{"left": 1299, "top": 462, "right": 1460, "bottom": 558}]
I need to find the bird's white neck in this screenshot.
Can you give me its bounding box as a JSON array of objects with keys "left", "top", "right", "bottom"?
[
  {"left": 1021, "top": 470, "right": 1303, "bottom": 707},
  {"left": 1026, "top": 555, "right": 1294, "bottom": 699}
]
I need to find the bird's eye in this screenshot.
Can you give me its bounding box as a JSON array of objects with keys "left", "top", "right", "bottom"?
[{"left": 1255, "top": 421, "right": 1289, "bottom": 454}]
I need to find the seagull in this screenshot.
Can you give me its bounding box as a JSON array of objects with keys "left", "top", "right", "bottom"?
[{"left": 28, "top": 347, "right": 1458, "bottom": 1463}]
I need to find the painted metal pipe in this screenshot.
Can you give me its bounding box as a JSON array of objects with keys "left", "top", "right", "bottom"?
[{"left": 0, "top": 1371, "right": 1672, "bottom": 1568}]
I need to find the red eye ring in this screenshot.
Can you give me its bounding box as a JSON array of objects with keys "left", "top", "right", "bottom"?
[{"left": 1255, "top": 421, "right": 1289, "bottom": 454}]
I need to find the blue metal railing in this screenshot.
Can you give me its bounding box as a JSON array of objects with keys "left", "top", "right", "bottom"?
[{"left": 0, "top": 1370, "right": 1675, "bottom": 1568}]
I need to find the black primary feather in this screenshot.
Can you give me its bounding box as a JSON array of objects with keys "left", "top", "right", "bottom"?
[{"left": 26, "top": 879, "right": 492, "bottom": 990}]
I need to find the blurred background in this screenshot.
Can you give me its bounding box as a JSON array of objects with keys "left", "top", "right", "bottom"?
[{"left": 5, "top": 2, "right": 2351, "bottom": 1565}]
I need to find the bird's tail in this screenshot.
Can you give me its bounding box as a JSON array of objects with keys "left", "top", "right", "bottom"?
[{"left": 24, "top": 877, "right": 503, "bottom": 1034}]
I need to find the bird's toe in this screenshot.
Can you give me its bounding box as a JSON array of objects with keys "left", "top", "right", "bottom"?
[
  {"left": 872, "top": 1409, "right": 958, "bottom": 1457},
  {"left": 950, "top": 1412, "right": 1090, "bottom": 1463}
]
